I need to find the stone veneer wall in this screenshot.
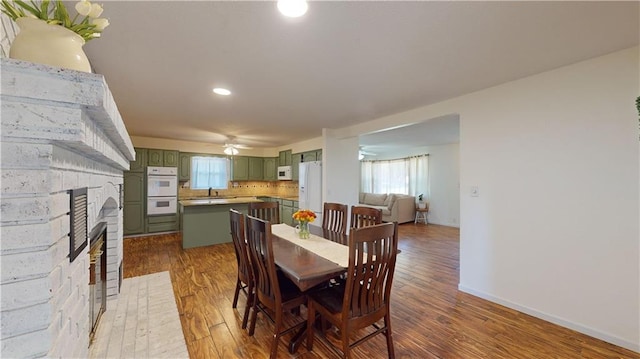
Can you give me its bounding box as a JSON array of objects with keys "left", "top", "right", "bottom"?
[{"left": 0, "top": 58, "right": 135, "bottom": 358}]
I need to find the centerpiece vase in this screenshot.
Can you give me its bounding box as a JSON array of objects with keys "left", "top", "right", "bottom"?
[
  {"left": 298, "top": 221, "right": 310, "bottom": 239},
  {"left": 10, "top": 17, "right": 92, "bottom": 73}
]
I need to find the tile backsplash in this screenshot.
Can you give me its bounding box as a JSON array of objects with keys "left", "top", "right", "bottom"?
[{"left": 179, "top": 180, "right": 299, "bottom": 199}]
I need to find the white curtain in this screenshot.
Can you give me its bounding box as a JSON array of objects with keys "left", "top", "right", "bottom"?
[
  {"left": 360, "top": 155, "right": 429, "bottom": 198},
  {"left": 191, "top": 156, "right": 229, "bottom": 189}
]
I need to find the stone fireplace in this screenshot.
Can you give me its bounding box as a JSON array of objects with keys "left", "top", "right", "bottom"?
[{"left": 0, "top": 58, "right": 135, "bottom": 358}]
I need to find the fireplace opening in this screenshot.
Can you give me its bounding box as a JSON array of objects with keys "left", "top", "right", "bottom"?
[{"left": 89, "top": 222, "right": 107, "bottom": 344}]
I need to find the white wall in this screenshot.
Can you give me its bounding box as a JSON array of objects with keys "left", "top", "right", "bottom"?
[
  {"left": 341, "top": 46, "right": 640, "bottom": 351},
  {"left": 322, "top": 129, "right": 360, "bottom": 228}
]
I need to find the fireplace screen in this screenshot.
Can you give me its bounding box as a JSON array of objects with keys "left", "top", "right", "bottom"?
[
  {"left": 89, "top": 222, "right": 107, "bottom": 343},
  {"left": 69, "top": 187, "right": 88, "bottom": 262}
]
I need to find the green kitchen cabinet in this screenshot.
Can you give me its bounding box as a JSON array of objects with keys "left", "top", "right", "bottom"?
[
  {"left": 302, "top": 151, "right": 316, "bottom": 162},
  {"left": 123, "top": 202, "right": 145, "bottom": 235},
  {"left": 291, "top": 153, "right": 301, "bottom": 181},
  {"left": 278, "top": 150, "right": 292, "bottom": 166},
  {"left": 147, "top": 149, "right": 178, "bottom": 167},
  {"left": 147, "top": 149, "right": 163, "bottom": 166},
  {"left": 146, "top": 213, "right": 179, "bottom": 233},
  {"left": 129, "top": 148, "right": 147, "bottom": 172},
  {"left": 248, "top": 157, "right": 264, "bottom": 180},
  {"left": 163, "top": 150, "right": 179, "bottom": 167},
  {"left": 315, "top": 149, "right": 322, "bottom": 161},
  {"left": 263, "top": 157, "right": 277, "bottom": 181},
  {"left": 178, "top": 153, "right": 192, "bottom": 181},
  {"left": 123, "top": 172, "right": 145, "bottom": 235},
  {"left": 231, "top": 156, "right": 249, "bottom": 181}
]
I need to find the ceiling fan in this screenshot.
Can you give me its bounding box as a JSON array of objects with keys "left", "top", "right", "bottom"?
[{"left": 222, "top": 136, "right": 252, "bottom": 155}]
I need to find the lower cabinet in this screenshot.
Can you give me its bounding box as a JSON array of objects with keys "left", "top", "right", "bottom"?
[
  {"left": 279, "top": 199, "right": 299, "bottom": 226},
  {"left": 123, "top": 202, "right": 145, "bottom": 235},
  {"left": 146, "top": 214, "right": 179, "bottom": 233}
]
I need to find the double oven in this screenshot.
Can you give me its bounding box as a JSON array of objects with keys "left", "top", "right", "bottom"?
[{"left": 147, "top": 166, "right": 178, "bottom": 215}]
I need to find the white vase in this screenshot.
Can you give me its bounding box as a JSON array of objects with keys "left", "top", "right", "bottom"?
[{"left": 10, "top": 17, "right": 92, "bottom": 73}]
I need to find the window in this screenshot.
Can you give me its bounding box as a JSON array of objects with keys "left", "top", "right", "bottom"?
[
  {"left": 360, "top": 154, "right": 429, "bottom": 198},
  {"left": 191, "top": 156, "right": 229, "bottom": 189}
]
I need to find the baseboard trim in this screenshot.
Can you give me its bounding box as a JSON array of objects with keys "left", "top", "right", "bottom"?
[{"left": 458, "top": 284, "right": 640, "bottom": 353}]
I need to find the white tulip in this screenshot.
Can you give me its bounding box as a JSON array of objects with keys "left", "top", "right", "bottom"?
[
  {"left": 91, "top": 18, "right": 109, "bottom": 31},
  {"left": 88, "top": 3, "right": 103, "bottom": 18},
  {"left": 75, "top": 0, "right": 92, "bottom": 16}
]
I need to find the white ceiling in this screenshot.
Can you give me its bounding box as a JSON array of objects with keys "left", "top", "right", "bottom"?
[{"left": 83, "top": 1, "right": 638, "bottom": 150}]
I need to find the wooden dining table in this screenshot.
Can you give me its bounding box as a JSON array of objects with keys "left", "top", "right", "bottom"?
[{"left": 270, "top": 223, "right": 348, "bottom": 353}]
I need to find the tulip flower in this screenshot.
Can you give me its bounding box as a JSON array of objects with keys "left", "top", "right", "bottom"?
[
  {"left": 75, "top": 0, "right": 92, "bottom": 16},
  {"left": 91, "top": 18, "right": 109, "bottom": 31},
  {"left": 88, "top": 3, "right": 104, "bottom": 18}
]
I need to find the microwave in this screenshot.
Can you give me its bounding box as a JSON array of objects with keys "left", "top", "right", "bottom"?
[{"left": 277, "top": 166, "right": 292, "bottom": 180}]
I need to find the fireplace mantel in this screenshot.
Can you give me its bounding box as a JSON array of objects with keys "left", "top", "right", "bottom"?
[{"left": 1, "top": 58, "right": 135, "bottom": 358}]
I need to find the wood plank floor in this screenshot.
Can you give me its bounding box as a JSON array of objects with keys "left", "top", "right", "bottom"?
[{"left": 123, "top": 224, "right": 639, "bottom": 359}]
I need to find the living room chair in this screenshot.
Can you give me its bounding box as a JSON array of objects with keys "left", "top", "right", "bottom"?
[
  {"left": 229, "top": 209, "right": 254, "bottom": 330},
  {"left": 248, "top": 201, "right": 280, "bottom": 224},
  {"left": 245, "top": 215, "right": 307, "bottom": 358},
  {"left": 306, "top": 222, "right": 398, "bottom": 358},
  {"left": 350, "top": 205, "right": 382, "bottom": 228},
  {"left": 322, "top": 202, "right": 348, "bottom": 235}
]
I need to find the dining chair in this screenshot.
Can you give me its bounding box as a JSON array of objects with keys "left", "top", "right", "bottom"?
[
  {"left": 248, "top": 201, "right": 281, "bottom": 224},
  {"left": 306, "top": 222, "right": 398, "bottom": 358},
  {"left": 229, "top": 209, "right": 254, "bottom": 330},
  {"left": 350, "top": 205, "right": 382, "bottom": 229},
  {"left": 322, "top": 202, "right": 348, "bottom": 235},
  {"left": 245, "top": 215, "right": 307, "bottom": 358}
]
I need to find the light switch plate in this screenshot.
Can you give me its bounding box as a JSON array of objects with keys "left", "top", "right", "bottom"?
[{"left": 470, "top": 186, "right": 479, "bottom": 197}]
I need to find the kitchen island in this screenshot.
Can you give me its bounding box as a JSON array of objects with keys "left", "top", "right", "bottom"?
[{"left": 180, "top": 197, "right": 263, "bottom": 249}]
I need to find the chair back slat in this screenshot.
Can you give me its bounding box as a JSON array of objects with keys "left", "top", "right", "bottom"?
[
  {"left": 350, "top": 205, "right": 383, "bottom": 229},
  {"left": 322, "top": 202, "right": 348, "bottom": 235},
  {"left": 344, "top": 222, "right": 397, "bottom": 318},
  {"left": 248, "top": 202, "right": 281, "bottom": 224},
  {"left": 229, "top": 209, "right": 252, "bottom": 285},
  {"left": 245, "top": 215, "right": 281, "bottom": 308}
]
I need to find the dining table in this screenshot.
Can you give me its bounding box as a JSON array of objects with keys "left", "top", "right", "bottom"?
[{"left": 270, "top": 223, "right": 349, "bottom": 353}]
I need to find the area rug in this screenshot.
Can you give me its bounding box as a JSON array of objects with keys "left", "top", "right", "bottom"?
[{"left": 89, "top": 271, "right": 188, "bottom": 358}]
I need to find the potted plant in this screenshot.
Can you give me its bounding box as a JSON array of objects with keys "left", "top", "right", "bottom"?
[{"left": 417, "top": 194, "right": 427, "bottom": 209}]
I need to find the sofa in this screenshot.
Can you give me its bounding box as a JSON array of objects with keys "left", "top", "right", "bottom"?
[{"left": 358, "top": 192, "right": 416, "bottom": 224}]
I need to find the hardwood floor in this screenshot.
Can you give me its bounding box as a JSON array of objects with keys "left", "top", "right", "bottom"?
[{"left": 123, "top": 224, "right": 639, "bottom": 359}]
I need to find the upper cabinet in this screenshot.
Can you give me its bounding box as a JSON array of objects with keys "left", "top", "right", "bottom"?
[
  {"left": 248, "top": 157, "right": 264, "bottom": 181},
  {"left": 278, "top": 150, "right": 292, "bottom": 166},
  {"left": 178, "top": 153, "right": 192, "bottom": 181},
  {"left": 148, "top": 149, "right": 178, "bottom": 167},
  {"left": 231, "top": 156, "right": 250, "bottom": 181},
  {"left": 291, "top": 153, "right": 302, "bottom": 181},
  {"left": 301, "top": 149, "right": 322, "bottom": 162},
  {"left": 129, "top": 148, "right": 147, "bottom": 172},
  {"left": 263, "top": 157, "right": 278, "bottom": 181}
]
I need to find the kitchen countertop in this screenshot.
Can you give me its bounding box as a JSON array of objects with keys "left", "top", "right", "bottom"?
[{"left": 179, "top": 196, "right": 263, "bottom": 207}]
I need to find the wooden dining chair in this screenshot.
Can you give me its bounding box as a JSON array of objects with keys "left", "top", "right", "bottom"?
[
  {"left": 322, "top": 202, "right": 348, "bottom": 235},
  {"left": 245, "top": 215, "right": 307, "bottom": 358},
  {"left": 306, "top": 222, "right": 398, "bottom": 358},
  {"left": 248, "top": 201, "right": 280, "bottom": 224},
  {"left": 350, "top": 205, "right": 382, "bottom": 229},
  {"left": 229, "top": 209, "right": 254, "bottom": 330}
]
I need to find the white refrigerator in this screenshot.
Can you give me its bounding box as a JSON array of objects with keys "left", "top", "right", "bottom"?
[{"left": 298, "top": 161, "right": 323, "bottom": 221}]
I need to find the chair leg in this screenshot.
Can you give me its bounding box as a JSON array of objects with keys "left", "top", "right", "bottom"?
[
  {"left": 232, "top": 278, "right": 241, "bottom": 308},
  {"left": 248, "top": 297, "right": 259, "bottom": 336},
  {"left": 306, "top": 301, "right": 315, "bottom": 350},
  {"left": 341, "top": 324, "right": 351, "bottom": 359},
  {"left": 270, "top": 312, "right": 283, "bottom": 359},
  {"left": 241, "top": 286, "right": 253, "bottom": 329},
  {"left": 384, "top": 313, "right": 395, "bottom": 359}
]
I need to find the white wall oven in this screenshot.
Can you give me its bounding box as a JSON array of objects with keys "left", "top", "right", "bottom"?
[{"left": 147, "top": 166, "right": 178, "bottom": 215}]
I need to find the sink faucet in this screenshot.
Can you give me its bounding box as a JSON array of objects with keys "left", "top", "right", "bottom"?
[
  {"left": 216, "top": 191, "right": 219, "bottom": 197},
  {"left": 208, "top": 187, "right": 212, "bottom": 197}
]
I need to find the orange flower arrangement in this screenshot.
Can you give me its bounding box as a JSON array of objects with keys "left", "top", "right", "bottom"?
[{"left": 292, "top": 209, "right": 316, "bottom": 223}]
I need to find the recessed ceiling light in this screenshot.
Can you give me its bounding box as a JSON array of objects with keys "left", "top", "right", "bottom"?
[
  {"left": 277, "top": 0, "right": 308, "bottom": 18},
  {"left": 213, "top": 88, "right": 231, "bottom": 96}
]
